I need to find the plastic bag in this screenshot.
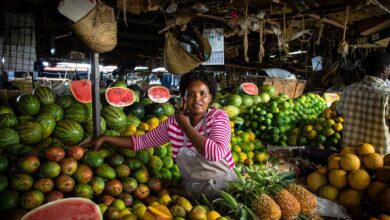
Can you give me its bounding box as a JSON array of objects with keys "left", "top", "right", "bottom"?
[{"left": 316, "top": 197, "right": 352, "bottom": 219}]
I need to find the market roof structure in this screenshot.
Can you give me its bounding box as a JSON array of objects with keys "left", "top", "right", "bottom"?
[{"left": 1, "top": 0, "right": 389, "bottom": 68}]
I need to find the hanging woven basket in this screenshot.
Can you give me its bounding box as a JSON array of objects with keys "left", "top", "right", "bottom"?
[
  {"left": 71, "top": 1, "right": 117, "bottom": 53},
  {"left": 164, "top": 32, "right": 211, "bottom": 75}
]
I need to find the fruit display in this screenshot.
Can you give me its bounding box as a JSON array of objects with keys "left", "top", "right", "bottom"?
[
  {"left": 291, "top": 103, "right": 344, "bottom": 150},
  {"left": 306, "top": 143, "right": 389, "bottom": 211},
  {"left": 217, "top": 84, "right": 327, "bottom": 146},
  {"left": 213, "top": 167, "right": 318, "bottom": 220},
  {"left": 1, "top": 80, "right": 388, "bottom": 219},
  {"left": 230, "top": 129, "right": 275, "bottom": 168}
]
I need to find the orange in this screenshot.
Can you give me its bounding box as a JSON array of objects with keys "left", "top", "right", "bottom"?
[{"left": 357, "top": 143, "right": 375, "bottom": 156}]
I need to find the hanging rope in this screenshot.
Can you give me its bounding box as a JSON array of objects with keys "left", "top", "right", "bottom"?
[
  {"left": 243, "top": 0, "right": 249, "bottom": 62},
  {"left": 258, "top": 19, "right": 266, "bottom": 62},
  {"left": 337, "top": 5, "right": 350, "bottom": 58}
]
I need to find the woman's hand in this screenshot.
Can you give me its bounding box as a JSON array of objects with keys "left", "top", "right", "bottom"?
[
  {"left": 82, "top": 136, "right": 106, "bottom": 150},
  {"left": 175, "top": 107, "right": 191, "bottom": 129}
]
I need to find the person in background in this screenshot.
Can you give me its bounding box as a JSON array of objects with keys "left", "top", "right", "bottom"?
[
  {"left": 337, "top": 51, "right": 390, "bottom": 155},
  {"left": 84, "top": 70, "right": 237, "bottom": 198}
]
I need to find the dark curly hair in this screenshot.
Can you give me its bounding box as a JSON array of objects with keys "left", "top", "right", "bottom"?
[{"left": 179, "top": 70, "right": 216, "bottom": 102}]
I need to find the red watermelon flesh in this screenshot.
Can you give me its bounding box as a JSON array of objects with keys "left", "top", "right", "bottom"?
[
  {"left": 241, "top": 83, "right": 259, "bottom": 95},
  {"left": 69, "top": 80, "right": 92, "bottom": 103},
  {"left": 148, "top": 86, "right": 170, "bottom": 103},
  {"left": 22, "top": 198, "right": 102, "bottom": 220},
  {"left": 105, "top": 87, "right": 135, "bottom": 107}
]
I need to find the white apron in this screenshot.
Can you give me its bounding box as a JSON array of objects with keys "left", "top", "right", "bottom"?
[{"left": 175, "top": 112, "right": 237, "bottom": 198}]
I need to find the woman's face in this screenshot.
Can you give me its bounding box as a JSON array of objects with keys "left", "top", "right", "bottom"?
[{"left": 184, "top": 80, "right": 212, "bottom": 116}]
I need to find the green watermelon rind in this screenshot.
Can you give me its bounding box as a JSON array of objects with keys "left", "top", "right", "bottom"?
[
  {"left": 0, "top": 113, "right": 18, "bottom": 128},
  {"left": 16, "top": 94, "right": 41, "bottom": 116},
  {"left": 101, "top": 106, "right": 127, "bottom": 131},
  {"left": 15, "top": 121, "right": 44, "bottom": 145},
  {"left": 34, "top": 114, "right": 56, "bottom": 139},
  {"left": 53, "top": 119, "right": 84, "bottom": 146},
  {"left": 33, "top": 86, "right": 56, "bottom": 105},
  {"left": 40, "top": 104, "right": 64, "bottom": 122},
  {"left": 21, "top": 197, "right": 102, "bottom": 220},
  {"left": 64, "top": 103, "right": 88, "bottom": 123},
  {"left": 0, "top": 128, "right": 20, "bottom": 148}
]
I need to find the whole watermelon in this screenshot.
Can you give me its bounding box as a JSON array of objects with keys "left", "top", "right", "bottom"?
[
  {"left": 240, "top": 95, "right": 254, "bottom": 107},
  {"left": 0, "top": 106, "right": 14, "bottom": 115},
  {"left": 0, "top": 113, "right": 18, "bottom": 128},
  {"left": 15, "top": 121, "right": 43, "bottom": 145},
  {"left": 162, "top": 103, "right": 175, "bottom": 116},
  {"left": 124, "top": 102, "right": 145, "bottom": 119},
  {"left": 35, "top": 114, "right": 56, "bottom": 138},
  {"left": 64, "top": 103, "right": 87, "bottom": 123},
  {"left": 56, "top": 95, "right": 75, "bottom": 109},
  {"left": 145, "top": 103, "right": 165, "bottom": 117},
  {"left": 0, "top": 128, "right": 20, "bottom": 148},
  {"left": 83, "top": 117, "right": 107, "bottom": 138},
  {"left": 40, "top": 104, "right": 64, "bottom": 121},
  {"left": 53, "top": 119, "right": 84, "bottom": 145},
  {"left": 33, "top": 86, "right": 56, "bottom": 105},
  {"left": 101, "top": 106, "right": 127, "bottom": 131},
  {"left": 223, "top": 94, "right": 242, "bottom": 107},
  {"left": 16, "top": 94, "right": 41, "bottom": 116}
]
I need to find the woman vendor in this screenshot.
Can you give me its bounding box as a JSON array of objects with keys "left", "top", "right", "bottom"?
[{"left": 84, "top": 70, "right": 237, "bottom": 198}]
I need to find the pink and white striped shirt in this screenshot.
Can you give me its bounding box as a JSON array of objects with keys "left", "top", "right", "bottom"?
[{"left": 131, "top": 108, "right": 235, "bottom": 168}]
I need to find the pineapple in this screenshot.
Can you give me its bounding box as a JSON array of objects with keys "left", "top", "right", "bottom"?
[
  {"left": 244, "top": 167, "right": 301, "bottom": 220},
  {"left": 251, "top": 193, "right": 281, "bottom": 220},
  {"left": 271, "top": 188, "right": 301, "bottom": 220},
  {"left": 227, "top": 168, "right": 282, "bottom": 220},
  {"left": 285, "top": 183, "right": 317, "bottom": 216}
]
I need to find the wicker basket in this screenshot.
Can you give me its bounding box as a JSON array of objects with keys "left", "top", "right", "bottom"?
[{"left": 71, "top": 1, "right": 117, "bottom": 53}]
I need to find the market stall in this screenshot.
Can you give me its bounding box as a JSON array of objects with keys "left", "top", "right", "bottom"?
[{"left": 0, "top": 0, "right": 390, "bottom": 220}]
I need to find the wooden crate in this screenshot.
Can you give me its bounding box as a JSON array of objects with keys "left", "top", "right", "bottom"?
[{"left": 241, "top": 76, "right": 306, "bottom": 98}]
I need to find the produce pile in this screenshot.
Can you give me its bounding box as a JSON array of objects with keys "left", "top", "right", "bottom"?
[
  {"left": 306, "top": 143, "right": 390, "bottom": 212},
  {"left": 216, "top": 84, "right": 342, "bottom": 149},
  {"left": 0, "top": 84, "right": 233, "bottom": 219},
  {"left": 203, "top": 167, "right": 319, "bottom": 220}
]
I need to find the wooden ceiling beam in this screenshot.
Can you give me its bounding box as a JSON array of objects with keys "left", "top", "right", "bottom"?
[
  {"left": 356, "top": 15, "right": 390, "bottom": 36},
  {"left": 307, "top": 13, "right": 345, "bottom": 29}
]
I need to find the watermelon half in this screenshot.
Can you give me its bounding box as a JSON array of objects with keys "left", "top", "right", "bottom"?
[
  {"left": 21, "top": 197, "right": 102, "bottom": 220},
  {"left": 148, "top": 86, "right": 170, "bottom": 103},
  {"left": 105, "top": 87, "right": 135, "bottom": 107},
  {"left": 69, "top": 80, "right": 92, "bottom": 104},
  {"left": 240, "top": 83, "right": 259, "bottom": 95}
]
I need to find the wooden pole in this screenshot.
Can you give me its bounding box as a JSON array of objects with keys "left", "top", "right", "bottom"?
[{"left": 91, "top": 52, "right": 101, "bottom": 138}]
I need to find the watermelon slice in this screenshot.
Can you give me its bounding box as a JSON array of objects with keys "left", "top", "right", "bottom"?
[
  {"left": 105, "top": 87, "right": 135, "bottom": 107},
  {"left": 240, "top": 83, "right": 259, "bottom": 95},
  {"left": 148, "top": 86, "right": 170, "bottom": 103},
  {"left": 69, "top": 80, "right": 92, "bottom": 104},
  {"left": 21, "top": 198, "right": 102, "bottom": 220}
]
